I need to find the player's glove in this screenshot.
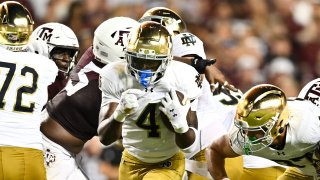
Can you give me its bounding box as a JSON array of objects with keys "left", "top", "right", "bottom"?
[
  {"left": 113, "top": 89, "right": 144, "bottom": 122},
  {"left": 191, "top": 55, "right": 216, "bottom": 74},
  {"left": 159, "top": 89, "right": 190, "bottom": 133},
  {"left": 26, "top": 39, "right": 49, "bottom": 57}
]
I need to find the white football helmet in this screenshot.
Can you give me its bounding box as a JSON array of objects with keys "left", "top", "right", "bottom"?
[
  {"left": 29, "top": 22, "right": 79, "bottom": 73},
  {"left": 93, "top": 17, "right": 139, "bottom": 64}
]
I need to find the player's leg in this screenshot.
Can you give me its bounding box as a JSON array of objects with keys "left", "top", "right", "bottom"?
[
  {"left": 241, "top": 166, "right": 286, "bottom": 180},
  {"left": 120, "top": 149, "right": 185, "bottom": 180},
  {"left": 277, "top": 167, "right": 314, "bottom": 180},
  {"left": 187, "top": 149, "right": 211, "bottom": 180},
  {"left": 43, "top": 134, "right": 87, "bottom": 179},
  {"left": 224, "top": 156, "right": 245, "bottom": 180},
  {"left": 0, "top": 146, "right": 46, "bottom": 180},
  {"left": 143, "top": 151, "right": 185, "bottom": 180}
]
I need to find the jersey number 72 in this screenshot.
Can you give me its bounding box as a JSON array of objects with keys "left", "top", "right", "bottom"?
[{"left": 0, "top": 62, "right": 38, "bottom": 113}]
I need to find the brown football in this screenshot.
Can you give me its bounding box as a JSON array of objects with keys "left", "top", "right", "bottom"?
[{"left": 160, "top": 90, "right": 185, "bottom": 132}]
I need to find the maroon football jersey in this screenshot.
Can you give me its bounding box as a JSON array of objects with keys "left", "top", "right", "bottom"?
[
  {"left": 46, "top": 46, "right": 106, "bottom": 141},
  {"left": 47, "top": 71, "right": 68, "bottom": 100}
]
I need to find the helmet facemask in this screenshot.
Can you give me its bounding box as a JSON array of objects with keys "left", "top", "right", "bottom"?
[
  {"left": 126, "top": 51, "right": 171, "bottom": 88},
  {"left": 234, "top": 112, "right": 280, "bottom": 155},
  {"left": 49, "top": 46, "right": 78, "bottom": 73}
]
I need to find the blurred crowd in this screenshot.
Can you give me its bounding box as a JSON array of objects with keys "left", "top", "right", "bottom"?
[
  {"left": 19, "top": 0, "right": 320, "bottom": 96},
  {"left": 7, "top": 0, "right": 320, "bottom": 179}
]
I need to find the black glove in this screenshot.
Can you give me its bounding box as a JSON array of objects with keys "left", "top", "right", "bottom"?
[{"left": 191, "top": 56, "right": 216, "bottom": 74}]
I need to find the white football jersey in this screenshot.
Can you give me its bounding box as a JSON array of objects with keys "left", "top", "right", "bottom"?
[
  {"left": 195, "top": 81, "right": 242, "bottom": 153},
  {"left": 0, "top": 47, "right": 58, "bottom": 150},
  {"left": 100, "top": 60, "right": 202, "bottom": 163},
  {"left": 230, "top": 100, "right": 320, "bottom": 176}
]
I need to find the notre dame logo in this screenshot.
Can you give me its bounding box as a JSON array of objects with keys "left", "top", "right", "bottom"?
[
  {"left": 37, "top": 27, "right": 54, "bottom": 42},
  {"left": 181, "top": 33, "right": 196, "bottom": 46}
]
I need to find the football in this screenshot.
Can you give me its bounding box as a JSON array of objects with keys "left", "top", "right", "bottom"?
[{"left": 160, "top": 90, "right": 185, "bottom": 132}]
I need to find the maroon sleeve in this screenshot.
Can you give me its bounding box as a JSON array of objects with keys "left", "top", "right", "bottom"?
[
  {"left": 47, "top": 72, "right": 68, "bottom": 100},
  {"left": 75, "top": 46, "right": 94, "bottom": 73}
]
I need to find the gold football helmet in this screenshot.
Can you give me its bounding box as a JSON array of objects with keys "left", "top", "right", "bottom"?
[
  {"left": 126, "top": 21, "right": 172, "bottom": 88},
  {"left": 139, "top": 7, "right": 186, "bottom": 35},
  {"left": 234, "top": 84, "right": 289, "bottom": 154},
  {"left": 0, "top": 1, "right": 34, "bottom": 51}
]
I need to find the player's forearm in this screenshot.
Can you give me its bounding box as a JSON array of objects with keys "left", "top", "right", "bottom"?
[
  {"left": 175, "top": 127, "right": 200, "bottom": 156},
  {"left": 98, "top": 118, "right": 122, "bottom": 146},
  {"left": 173, "top": 56, "right": 192, "bottom": 65},
  {"left": 206, "top": 147, "right": 229, "bottom": 180},
  {"left": 175, "top": 126, "right": 195, "bottom": 148}
]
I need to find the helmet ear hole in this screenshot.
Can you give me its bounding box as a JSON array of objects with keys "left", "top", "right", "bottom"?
[{"left": 278, "top": 127, "right": 284, "bottom": 134}]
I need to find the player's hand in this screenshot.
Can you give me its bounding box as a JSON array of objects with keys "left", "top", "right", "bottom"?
[
  {"left": 159, "top": 89, "right": 190, "bottom": 133},
  {"left": 191, "top": 56, "right": 216, "bottom": 74},
  {"left": 204, "top": 65, "right": 238, "bottom": 93},
  {"left": 26, "top": 39, "right": 49, "bottom": 57},
  {"left": 113, "top": 89, "right": 144, "bottom": 122}
]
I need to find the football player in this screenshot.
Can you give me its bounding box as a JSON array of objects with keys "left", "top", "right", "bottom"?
[
  {"left": 172, "top": 32, "right": 287, "bottom": 180},
  {"left": 0, "top": 1, "right": 58, "bottom": 179},
  {"left": 139, "top": 6, "right": 237, "bottom": 93},
  {"left": 98, "top": 21, "right": 202, "bottom": 180},
  {"left": 40, "top": 17, "right": 138, "bottom": 179},
  {"left": 206, "top": 84, "right": 320, "bottom": 180},
  {"left": 28, "top": 22, "right": 79, "bottom": 100}
]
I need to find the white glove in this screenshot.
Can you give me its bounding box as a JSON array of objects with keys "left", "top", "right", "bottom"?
[
  {"left": 113, "top": 89, "right": 144, "bottom": 122},
  {"left": 26, "top": 39, "right": 49, "bottom": 58},
  {"left": 159, "top": 89, "right": 190, "bottom": 133}
]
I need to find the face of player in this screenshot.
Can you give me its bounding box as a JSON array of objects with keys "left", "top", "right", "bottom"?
[
  {"left": 246, "top": 129, "right": 265, "bottom": 142},
  {"left": 51, "top": 48, "right": 76, "bottom": 72}
]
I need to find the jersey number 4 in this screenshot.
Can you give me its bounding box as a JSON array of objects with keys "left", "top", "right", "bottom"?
[
  {"left": 136, "top": 103, "right": 160, "bottom": 138},
  {"left": 0, "top": 62, "right": 38, "bottom": 113}
]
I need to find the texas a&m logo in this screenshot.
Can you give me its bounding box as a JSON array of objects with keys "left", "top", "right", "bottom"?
[
  {"left": 181, "top": 33, "right": 196, "bottom": 46},
  {"left": 303, "top": 80, "right": 320, "bottom": 107},
  {"left": 112, "top": 30, "right": 130, "bottom": 47},
  {"left": 37, "top": 27, "right": 54, "bottom": 42}
]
